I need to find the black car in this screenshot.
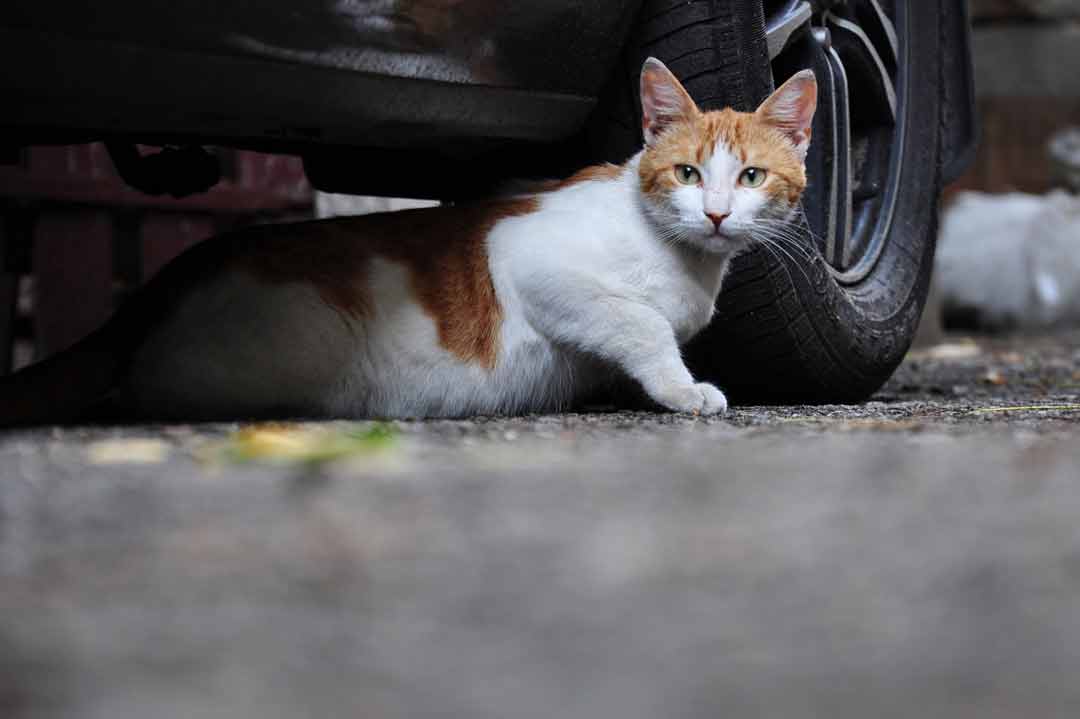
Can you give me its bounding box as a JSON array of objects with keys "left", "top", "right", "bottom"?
[{"left": 1, "top": 0, "right": 977, "bottom": 403}]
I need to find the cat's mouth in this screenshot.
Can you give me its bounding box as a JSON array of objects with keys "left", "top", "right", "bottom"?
[
  {"left": 687, "top": 228, "right": 750, "bottom": 255},
  {"left": 708, "top": 225, "right": 746, "bottom": 243}
]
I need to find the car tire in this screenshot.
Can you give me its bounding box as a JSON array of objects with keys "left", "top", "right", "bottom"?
[{"left": 592, "top": 0, "right": 942, "bottom": 404}]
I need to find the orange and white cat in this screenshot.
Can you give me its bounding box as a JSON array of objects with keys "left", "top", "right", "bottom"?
[{"left": 0, "top": 59, "right": 816, "bottom": 424}]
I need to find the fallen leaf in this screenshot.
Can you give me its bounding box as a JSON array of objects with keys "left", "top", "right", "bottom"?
[
  {"left": 213, "top": 422, "right": 397, "bottom": 465},
  {"left": 910, "top": 341, "right": 981, "bottom": 361}
]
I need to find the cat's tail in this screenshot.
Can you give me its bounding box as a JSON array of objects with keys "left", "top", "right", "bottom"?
[{"left": 0, "top": 326, "right": 124, "bottom": 427}]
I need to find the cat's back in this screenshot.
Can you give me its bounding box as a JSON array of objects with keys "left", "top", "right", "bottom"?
[{"left": 126, "top": 199, "right": 541, "bottom": 338}]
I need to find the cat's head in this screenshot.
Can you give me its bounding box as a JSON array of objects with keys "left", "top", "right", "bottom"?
[{"left": 636, "top": 58, "right": 817, "bottom": 253}]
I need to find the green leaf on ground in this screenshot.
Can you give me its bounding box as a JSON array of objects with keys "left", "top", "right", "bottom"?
[{"left": 211, "top": 422, "right": 398, "bottom": 466}]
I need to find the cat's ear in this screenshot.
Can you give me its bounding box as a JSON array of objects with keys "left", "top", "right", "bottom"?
[
  {"left": 640, "top": 57, "right": 698, "bottom": 145},
  {"left": 756, "top": 69, "right": 817, "bottom": 160}
]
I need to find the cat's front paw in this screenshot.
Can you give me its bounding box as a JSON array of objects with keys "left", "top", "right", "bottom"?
[
  {"left": 650, "top": 381, "right": 728, "bottom": 415},
  {"left": 696, "top": 382, "right": 728, "bottom": 415}
]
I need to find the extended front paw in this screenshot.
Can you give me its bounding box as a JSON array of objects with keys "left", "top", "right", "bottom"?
[
  {"left": 649, "top": 381, "right": 728, "bottom": 415},
  {"left": 696, "top": 382, "right": 728, "bottom": 415}
]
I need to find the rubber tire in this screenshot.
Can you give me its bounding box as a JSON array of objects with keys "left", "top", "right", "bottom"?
[{"left": 592, "top": 0, "right": 942, "bottom": 404}]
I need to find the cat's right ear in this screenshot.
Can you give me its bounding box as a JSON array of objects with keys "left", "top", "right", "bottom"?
[{"left": 640, "top": 58, "right": 698, "bottom": 145}]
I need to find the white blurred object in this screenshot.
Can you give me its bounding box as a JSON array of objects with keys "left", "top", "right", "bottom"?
[
  {"left": 937, "top": 190, "right": 1080, "bottom": 329},
  {"left": 314, "top": 192, "right": 437, "bottom": 219},
  {"left": 1049, "top": 127, "right": 1080, "bottom": 193}
]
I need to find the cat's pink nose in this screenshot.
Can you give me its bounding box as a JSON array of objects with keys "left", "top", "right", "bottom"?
[{"left": 705, "top": 212, "right": 730, "bottom": 231}]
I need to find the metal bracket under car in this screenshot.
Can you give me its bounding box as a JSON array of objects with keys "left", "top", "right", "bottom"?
[
  {"left": 765, "top": 0, "right": 976, "bottom": 185},
  {"left": 937, "top": 0, "right": 978, "bottom": 184}
]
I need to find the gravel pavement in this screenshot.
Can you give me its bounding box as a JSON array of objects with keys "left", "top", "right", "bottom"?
[{"left": 2, "top": 332, "right": 1080, "bottom": 718}]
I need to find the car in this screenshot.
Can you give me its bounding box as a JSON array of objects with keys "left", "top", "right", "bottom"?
[{"left": 1, "top": 0, "right": 976, "bottom": 404}]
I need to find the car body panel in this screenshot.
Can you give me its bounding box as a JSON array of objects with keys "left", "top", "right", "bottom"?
[
  {"left": 2, "top": 1, "right": 641, "bottom": 150},
  {"left": 2, "top": 1, "right": 975, "bottom": 196},
  {"left": 6, "top": 1, "right": 642, "bottom": 95}
]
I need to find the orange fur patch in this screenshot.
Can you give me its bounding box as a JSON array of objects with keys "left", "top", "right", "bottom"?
[{"left": 235, "top": 198, "right": 537, "bottom": 370}]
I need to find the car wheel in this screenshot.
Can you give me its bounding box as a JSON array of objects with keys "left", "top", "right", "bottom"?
[{"left": 596, "top": 0, "right": 942, "bottom": 403}]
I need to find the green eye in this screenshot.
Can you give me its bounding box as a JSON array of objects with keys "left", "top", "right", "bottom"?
[
  {"left": 674, "top": 164, "right": 701, "bottom": 185},
  {"left": 739, "top": 167, "right": 767, "bottom": 188}
]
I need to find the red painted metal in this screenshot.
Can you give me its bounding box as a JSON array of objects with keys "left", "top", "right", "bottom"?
[
  {"left": 1, "top": 144, "right": 312, "bottom": 213},
  {"left": 32, "top": 210, "right": 114, "bottom": 358},
  {"left": 0, "top": 143, "right": 315, "bottom": 368}
]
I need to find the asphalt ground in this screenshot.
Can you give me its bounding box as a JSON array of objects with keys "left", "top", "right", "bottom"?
[{"left": 2, "top": 331, "right": 1079, "bottom": 718}]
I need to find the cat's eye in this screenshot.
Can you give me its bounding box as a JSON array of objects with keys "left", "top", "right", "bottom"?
[
  {"left": 674, "top": 164, "right": 701, "bottom": 185},
  {"left": 738, "top": 167, "right": 767, "bottom": 188}
]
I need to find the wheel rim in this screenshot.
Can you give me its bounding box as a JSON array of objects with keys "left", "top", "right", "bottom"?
[{"left": 764, "top": 0, "right": 907, "bottom": 285}]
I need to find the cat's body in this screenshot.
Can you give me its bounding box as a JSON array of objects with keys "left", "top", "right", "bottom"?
[
  {"left": 0, "top": 60, "right": 816, "bottom": 424},
  {"left": 128, "top": 159, "right": 727, "bottom": 419}
]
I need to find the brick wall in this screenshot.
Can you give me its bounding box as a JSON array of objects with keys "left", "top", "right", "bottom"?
[{"left": 948, "top": 1, "right": 1080, "bottom": 197}]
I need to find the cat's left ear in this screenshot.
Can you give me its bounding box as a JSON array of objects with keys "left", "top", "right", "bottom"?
[
  {"left": 640, "top": 57, "right": 699, "bottom": 145},
  {"left": 756, "top": 70, "right": 817, "bottom": 160}
]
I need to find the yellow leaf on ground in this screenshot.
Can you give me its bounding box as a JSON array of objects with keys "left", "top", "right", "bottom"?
[{"left": 215, "top": 422, "right": 397, "bottom": 465}]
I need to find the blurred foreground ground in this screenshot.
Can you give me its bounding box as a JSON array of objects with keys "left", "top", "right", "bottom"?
[{"left": 2, "top": 332, "right": 1080, "bottom": 718}]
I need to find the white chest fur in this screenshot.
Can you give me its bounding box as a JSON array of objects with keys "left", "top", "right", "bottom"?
[
  {"left": 491, "top": 163, "right": 731, "bottom": 351},
  {"left": 484, "top": 163, "right": 734, "bottom": 414}
]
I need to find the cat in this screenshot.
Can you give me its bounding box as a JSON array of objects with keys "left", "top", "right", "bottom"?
[{"left": 0, "top": 58, "right": 816, "bottom": 424}]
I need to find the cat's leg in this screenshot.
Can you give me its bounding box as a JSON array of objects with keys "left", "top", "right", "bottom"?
[{"left": 529, "top": 294, "right": 727, "bottom": 415}]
